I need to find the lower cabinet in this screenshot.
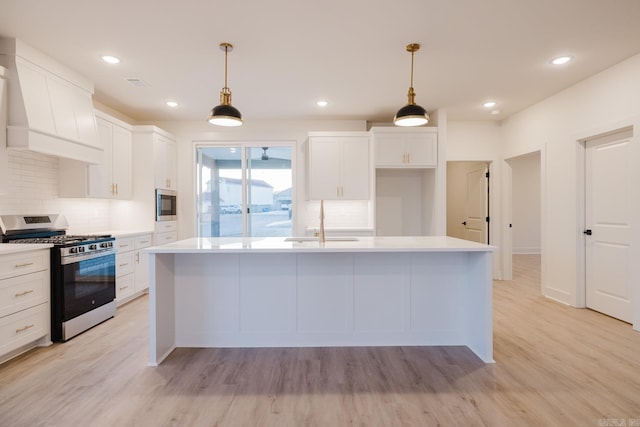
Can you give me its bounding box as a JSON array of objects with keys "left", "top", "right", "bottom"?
[
  {"left": 0, "top": 248, "right": 51, "bottom": 363},
  {"left": 115, "top": 233, "right": 153, "bottom": 305},
  {"left": 155, "top": 221, "right": 178, "bottom": 245}
]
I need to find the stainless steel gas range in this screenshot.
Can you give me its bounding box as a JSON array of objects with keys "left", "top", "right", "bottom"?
[{"left": 0, "top": 214, "right": 116, "bottom": 341}]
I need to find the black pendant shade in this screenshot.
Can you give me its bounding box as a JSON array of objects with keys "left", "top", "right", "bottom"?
[
  {"left": 208, "top": 42, "right": 243, "bottom": 127},
  {"left": 394, "top": 43, "right": 429, "bottom": 127}
]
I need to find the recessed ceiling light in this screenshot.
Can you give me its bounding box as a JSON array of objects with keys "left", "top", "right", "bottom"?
[
  {"left": 101, "top": 55, "right": 120, "bottom": 64},
  {"left": 316, "top": 100, "right": 328, "bottom": 107},
  {"left": 551, "top": 56, "right": 572, "bottom": 65},
  {"left": 166, "top": 101, "right": 178, "bottom": 108},
  {"left": 483, "top": 101, "right": 496, "bottom": 108}
]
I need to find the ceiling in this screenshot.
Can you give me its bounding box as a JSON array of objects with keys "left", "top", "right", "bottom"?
[{"left": 1, "top": 0, "right": 640, "bottom": 124}]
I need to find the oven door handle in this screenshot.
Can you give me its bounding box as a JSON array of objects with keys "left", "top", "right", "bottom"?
[{"left": 60, "top": 249, "right": 115, "bottom": 265}]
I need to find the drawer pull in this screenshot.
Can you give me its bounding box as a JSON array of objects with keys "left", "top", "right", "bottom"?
[
  {"left": 15, "top": 289, "right": 35, "bottom": 297},
  {"left": 120, "top": 244, "right": 129, "bottom": 248},
  {"left": 16, "top": 324, "right": 35, "bottom": 333},
  {"left": 119, "top": 285, "right": 129, "bottom": 291},
  {"left": 119, "top": 263, "right": 129, "bottom": 268},
  {"left": 15, "top": 262, "right": 34, "bottom": 268}
]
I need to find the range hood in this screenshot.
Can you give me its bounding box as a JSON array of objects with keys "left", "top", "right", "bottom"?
[{"left": 0, "top": 38, "right": 102, "bottom": 164}]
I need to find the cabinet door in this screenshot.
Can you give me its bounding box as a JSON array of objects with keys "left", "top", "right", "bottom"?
[
  {"left": 308, "top": 138, "right": 341, "bottom": 200},
  {"left": 375, "top": 134, "right": 405, "bottom": 166},
  {"left": 134, "top": 250, "right": 150, "bottom": 292},
  {"left": 164, "top": 137, "right": 177, "bottom": 190},
  {"left": 405, "top": 133, "right": 437, "bottom": 167},
  {"left": 87, "top": 117, "right": 111, "bottom": 198},
  {"left": 111, "top": 125, "right": 132, "bottom": 199},
  {"left": 0, "top": 76, "right": 7, "bottom": 195},
  {"left": 155, "top": 136, "right": 177, "bottom": 190},
  {"left": 340, "top": 137, "right": 370, "bottom": 199},
  {"left": 116, "top": 274, "right": 135, "bottom": 302}
]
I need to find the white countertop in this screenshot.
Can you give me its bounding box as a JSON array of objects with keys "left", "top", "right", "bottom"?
[
  {"left": 147, "top": 236, "right": 495, "bottom": 254},
  {"left": 96, "top": 229, "right": 154, "bottom": 238},
  {"left": 0, "top": 243, "right": 53, "bottom": 255}
]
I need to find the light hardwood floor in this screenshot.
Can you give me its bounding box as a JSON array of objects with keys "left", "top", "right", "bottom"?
[{"left": 1, "top": 255, "right": 639, "bottom": 426}]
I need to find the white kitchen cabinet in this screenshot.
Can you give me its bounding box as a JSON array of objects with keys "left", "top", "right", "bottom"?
[
  {"left": 0, "top": 67, "right": 7, "bottom": 195},
  {"left": 372, "top": 127, "right": 437, "bottom": 168},
  {"left": 0, "top": 247, "right": 51, "bottom": 363},
  {"left": 154, "top": 135, "right": 177, "bottom": 190},
  {"left": 114, "top": 232, "right": 153, "bottom": 305},
  {"left": 115, "top": 237, "right": 135, "bottom": 303},
  {"left": 307, "top": 132, "right": 371, "bottom": 200},
  {"left": 58, "top": 111, "right": 133, "bottom": 199},
  {"left": 133, "top": 235, "right": 152, "bottom": 293},
  {"left": 155, "top": 221, "right": 178, "bottom": 245}
]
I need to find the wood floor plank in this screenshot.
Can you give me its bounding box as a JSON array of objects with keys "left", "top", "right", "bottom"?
[{"left": 1, "top": 254, "right": 639, "bottom": 426}]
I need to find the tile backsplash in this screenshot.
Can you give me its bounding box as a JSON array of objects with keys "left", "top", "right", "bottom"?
[{"left": 0, "top": 150, "right": 111, "bottom": 233}]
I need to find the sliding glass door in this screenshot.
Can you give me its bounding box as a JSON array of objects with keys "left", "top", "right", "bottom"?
[{"left": 196, "top": 144, "right": 292, "bottom": 237}]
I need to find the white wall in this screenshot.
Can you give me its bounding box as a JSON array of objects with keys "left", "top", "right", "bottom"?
[
  {"left": 0, "top": 150, "right": 111, "bottom": 233},
  {"left": 509, "top": 152, "right": 541, "bottom": 254},
  {"left": 446, "top": 121, "right": 503, "bottom": 278},
  {"left": 500, "top": 53, "right": 640, "bottom": 330}
]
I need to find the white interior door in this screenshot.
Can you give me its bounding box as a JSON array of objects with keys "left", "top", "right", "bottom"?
[
  {"left": 464, "top": 166, "right": 489, "bottom": 244},
  {"left": 585, "top": 130, "right": 633, "bottom": 323}
]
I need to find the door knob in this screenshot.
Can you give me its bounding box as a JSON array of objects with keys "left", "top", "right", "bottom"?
[
  {"left": 584, "top": 229, "right": 592, "bottom": 235},
  {"left": 462, "top": 221, "right": 467, "bottom": 226}
]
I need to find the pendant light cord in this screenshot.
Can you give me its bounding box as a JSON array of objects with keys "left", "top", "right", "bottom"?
[
  {"left": 223, "top": 45, "right": 229, "bottom": 89},
  {"left": 410, "top": 49, "right": 414, "bottom": 89}
]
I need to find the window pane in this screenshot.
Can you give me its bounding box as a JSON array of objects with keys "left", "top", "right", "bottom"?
[
  {"left": 196, "top": 145, "right": 293, "bottom": 237},
  {"left": 246, "top": 146, "right": 292, "bottom": 237},
  {"left": 196, "top": 146, "right": 243, "bottom": 237}
]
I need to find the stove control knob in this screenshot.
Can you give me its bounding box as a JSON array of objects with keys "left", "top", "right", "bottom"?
[
  {"left": 79, "top": 246, "right": 85, "bottom": 253},
  {"left": 89, "top": 244, "right": 97, "bottom": 250},
  {"left": 69, "top": 247, "right": 77, "bottom": 254}
]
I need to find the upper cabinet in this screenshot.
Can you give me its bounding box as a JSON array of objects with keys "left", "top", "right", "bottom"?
[
  {"left": 58, "top": 111, "right": 132, "bottom": 199},
  {"left": 0, "top": 67, "right": 8, "bottom": 195},
  {"left": 372, "top": 127, "right": 437, "bottom": 168},
  {"left": 154, "top": 134, "right": 177, "bottom": 190},
  {"left": 307, "top": 132, "right": 371, "bottom": 200}
]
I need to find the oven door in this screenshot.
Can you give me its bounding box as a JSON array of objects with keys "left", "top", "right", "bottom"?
[
  {"left": 61, "top": 253, "right": 116, "bottom": 321},
  {"left": 156, "top": 189, "right": 177, "bottom": 221}
]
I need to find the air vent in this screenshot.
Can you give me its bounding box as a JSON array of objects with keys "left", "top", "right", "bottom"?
[{"left": 126, "top": 78, "right": 149, "bottom": 87}]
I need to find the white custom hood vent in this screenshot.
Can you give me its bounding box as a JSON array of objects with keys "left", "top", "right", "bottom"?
[{"left": 0, "top": 38, "right": 102, "bottom": 164}]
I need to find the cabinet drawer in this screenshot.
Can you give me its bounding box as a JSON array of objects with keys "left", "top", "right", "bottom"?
[
  {"left": 0, "top": 250, "right": 49, "bottom": 280},
  {"left": 0, "top": 270, "right": 49, "bottom": 318},
  {"left": 116, "top": 237, "right": 134, "bottom": 253},
  {"left": 134, "top": 235, "right": 153, "bottom": 250},
  {"left": 0, "top": 303, "right": 48, "bottom": 356},
  {"left": 155, "top": 231, "right": 178, "bottom": 245},
  {"left": 116, "top": 273, "right": 135, "bottom": 301},
  {"left": 116, "top": 252, "right": 134, "bottom": 276},
  {"left": 155, "top": 221, "right": 177, "bottom": 233}
]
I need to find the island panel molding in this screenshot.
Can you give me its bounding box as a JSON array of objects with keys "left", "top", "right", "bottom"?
[{"left": 147, "top": 236, "right": 494, "bottom": 365}]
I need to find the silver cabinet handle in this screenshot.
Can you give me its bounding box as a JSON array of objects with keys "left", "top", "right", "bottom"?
[
  {"left": 15, "top": 289, "right": 35, "bottom": 297},
  {"left": 14, "top": 262, "right": 34, "bottom": 268},
  {"left": 16, "top": 324, "right": 34, "bottom": 333}
]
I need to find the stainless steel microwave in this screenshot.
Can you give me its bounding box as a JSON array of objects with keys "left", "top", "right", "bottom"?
[{"left": 156, "top": 189, "right": 177, "bottom": 221}]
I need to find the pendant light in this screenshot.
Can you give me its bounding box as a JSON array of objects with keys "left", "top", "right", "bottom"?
[
  {"left": 394, "top": 43, "right": 429, "bottom": 127},
  {"left": 208, "top": 42, "right": 243, "bottom": 127}
]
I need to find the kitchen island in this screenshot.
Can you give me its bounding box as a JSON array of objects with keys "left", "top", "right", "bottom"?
[{"left": 147, "top": 236, "right": 495, "bottom": 365}]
